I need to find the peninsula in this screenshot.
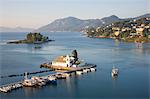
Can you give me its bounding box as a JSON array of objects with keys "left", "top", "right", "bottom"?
[
  {"left": 85, "top": 17, "right": 150, "bottom": 43},
  {"left": 7, "top": 32, "right": 53, "bottom": 44}
]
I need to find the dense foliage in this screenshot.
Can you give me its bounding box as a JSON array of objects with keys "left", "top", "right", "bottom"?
[
  {"left": 8, "top": 32, "right": 51, "bottom": 44},
  {"left": 26, "top": 33, "right": 49, "bottom": 43},
  {"left": 85, "top": 17, "right": 150, "bottom": 42}
]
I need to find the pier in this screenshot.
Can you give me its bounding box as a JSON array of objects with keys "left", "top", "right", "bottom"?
[
  {"left": 0, "top": 63, "right": 96, "bottom": 93},
  {"left": 0, "top": 81, "right": 23, "bottom": 93},
  {"left": 0, "top": 70, "right": 53, "bottom": 78},
  {"left": 40, "top": 63, "right": 96, "bottom": 71}
]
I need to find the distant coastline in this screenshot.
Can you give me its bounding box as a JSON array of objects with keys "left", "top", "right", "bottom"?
[{"left": 85, "top": 17, "right": 150, "bottom": 43}]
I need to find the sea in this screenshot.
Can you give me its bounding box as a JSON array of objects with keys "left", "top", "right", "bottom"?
[{"left": 0, "top": 32, "right": 149, "bottom": 99}]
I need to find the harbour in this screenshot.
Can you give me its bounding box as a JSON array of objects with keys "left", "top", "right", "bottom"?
[
  {"left": 0, "top": 32, "right": 149, "bottom": 98},
  {"left": 0, "top": 64, "right": 96, "bottom": 93}
]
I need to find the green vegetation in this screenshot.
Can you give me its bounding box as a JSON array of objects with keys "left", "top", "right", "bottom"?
[
  {"left": 8, "top": 32, "right": 53, "bottom": 44},
  {"left": 26, "top": 33, "right": 49, "bottom": 43},
  {"left": 85, "top": 17, "right": 150, "bottom": 42}
]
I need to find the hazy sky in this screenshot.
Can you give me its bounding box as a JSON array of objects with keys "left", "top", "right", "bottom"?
[{"left": 0, "top": 0, "right": 149, "bottom": 28}]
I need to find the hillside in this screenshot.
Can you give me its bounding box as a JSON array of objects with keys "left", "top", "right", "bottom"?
[
  {"left": 34, "top": 15, "right": 121, "bottom": 32},
  {"left": 85, "top": 17, "right": 150, "bottom": 42}
]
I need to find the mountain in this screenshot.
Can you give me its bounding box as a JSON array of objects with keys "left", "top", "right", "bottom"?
[
  {"left": 34, "top": 15, "right": 121, "bottom": 32},
  {"left": 0, "top": 27, "right": 34, "bottom": 32},
  {"left": 101, "top": 15, "right": 121, "bottom": 24},
  {"left": 134, "top": 13, "right": 150, "bottom": 19},
  {"left": 34, "top": 13, "right": 150, "bottom": 32},
  {"left": 2, "top": 14, "right": 148, "bottom": 32},
  {"left": 85, "top": 16, "right": 150, "bottom": 42}
]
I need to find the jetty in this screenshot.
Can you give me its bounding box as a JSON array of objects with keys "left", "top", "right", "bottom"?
[
  {"left": 0, "top": 63, "right": 96, "bottom": 93},
  {"left": 0, "top": 81, "right": 23, "bottom": 93},
  {"left": 0, "top": 70, "right": 53, "bottom": 78},
  {"left": 40, "top": 62, "right": 96, "bottom": 71},
  {"left": 0, "top": 50, "right": 96, "bottom": 93}
]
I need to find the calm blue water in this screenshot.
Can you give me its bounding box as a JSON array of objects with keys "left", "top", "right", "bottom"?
[{"left": 0, "top": 32, "right": 149, "bottom": 99}]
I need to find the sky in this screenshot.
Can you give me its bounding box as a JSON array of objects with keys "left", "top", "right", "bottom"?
[{"left": 0, "top": 0, "right": 149, "bottom": 29}]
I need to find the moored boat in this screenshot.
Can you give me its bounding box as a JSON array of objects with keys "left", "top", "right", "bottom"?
[
  {"left": 22, "top": 72, "right": 37, "bottom": 87},
  {"left": 90, "top": 68, "right": 96, "bottom": 71},
  {"left": 76, "top": 70, "right": 83, "bottom": 75},
  {"left": 22, "top": 79, "right": 37, "bottom": 87},
  {"left": 47, "top": 75, "right": 57, "bottom": 84},
  {"left": 31, "top": 76, "right": 46, "bottom": 86},
  {"left": 83, "top": 69, "right": 88, "bottom": 73},
  {"left": 55, "top": 73, "right": 66, "bottom": 79},
  {"left": 111, "top": 66, "right": 119, "bottom": 77},
  {"left": 0, "top": 87, "right": 9, "bottom": 93}
]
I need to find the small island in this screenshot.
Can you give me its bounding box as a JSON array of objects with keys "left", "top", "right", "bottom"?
[{"left": 7, "top": 32, "right": 54, "bottom": 44}]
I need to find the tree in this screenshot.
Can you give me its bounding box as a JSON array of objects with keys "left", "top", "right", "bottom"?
[
  {"left": 86, "top": 27, "right": 96, "bottom": 37},
  {"left": 72, "top": 50, "right": 78, "bottom": 58},
  {"left": 26, "top": 33, "right": 32, "bottom": 41}
]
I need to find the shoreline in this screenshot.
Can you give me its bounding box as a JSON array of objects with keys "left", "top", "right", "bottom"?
[
  {"left": 91, "top": 36, "right": 150, "bottom": 43},
  {"left": 7, "top": 39, "right": 54, "bottom": 44}
]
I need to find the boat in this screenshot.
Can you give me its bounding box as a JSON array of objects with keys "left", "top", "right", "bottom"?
[
  {"left": 76, "top": 70, "right": 83, "bottom": 75},
  {"left": 111, "top": 66, "right": 119, "bottom": 77},
  {"left": 47, "top": 75, "right": 57, "bottom": 84},
  {"left": 22, "top": 72, "right": 37, "bottom": 87},
  {"left": 90, "top": 68, "right": 96, "bottom": 72},
  {"left": 61, "top": 73, "right": 71, "bottom": 77},
  {"left": 0, "top": 87, "right": 9, "bottom": 93},
  {"left": 86, "top": 68, "right": 91, "bottom": 72},
  {"left": 55, "top": 73, "right": 66, "bottom": 79},
  {"left": 83, "top": 69, "right": 88, "bottom": 73},
  {"left": 31, "top": 76, "right": 46, "bottom": 86},
  {"left": 22, "top": 79, "right": 37, "bottom": 87}
]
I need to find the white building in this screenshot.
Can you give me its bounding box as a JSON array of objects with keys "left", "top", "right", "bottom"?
[{"left": 52, "top": 55, "right": 76, "bottom": 67}]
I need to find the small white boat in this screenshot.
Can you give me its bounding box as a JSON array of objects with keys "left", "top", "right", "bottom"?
[
  {"left": 0, "top": 87, "right": 9, "bottom": 93},
  {"left": 5, "top": 86, "right": 11, "bottom": 90},
  {"left": 111, "top": 66, "right": 119, "bottom": 77},
  {"left": 22, "top": 79, "right": 37, "bottom": 87},
  {"left": 76, "top": 71, "right": 83, "bottom": 75},
  {"left": 37, "top": 81, "right": 46, "bottom": 86},
  {"left": 22, "top": 72, "right": 37, "bottom": 87},
  {"left": 86, "top": 69, "right": 91, "bottom": 72},
  {"left": 47, "top": 76, "right": 57, "bottom": 84},
  {"left": 83, "top": 69, "right": 88, "bottom": 73},
  {"left": 55, "top": 73, "right": 66, "bottom": 79},
  {"left": 90, "top": 68, "right": 96, "bottom": 72},
  {"left": 31, "top": 76, "right": 46, "bottom": 86},
  {"left": 47, "top": 75, "right": 56, "bottom": 81},
  {"left": 16, "top": 84, "right": 21, "bottom": 88},
  {"left": 61, "top": 73, "right": 71, "bottom": 77}
]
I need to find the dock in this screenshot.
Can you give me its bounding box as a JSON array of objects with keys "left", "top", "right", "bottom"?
[
  {"left": 0, "top": 81, "right": 23, "bottom": 93},
  {"left": 40, "top": 63, "right": 96, "bottom": 71},
  {"left": 0, "top": 63, "right": 96, "bottom": 93}
]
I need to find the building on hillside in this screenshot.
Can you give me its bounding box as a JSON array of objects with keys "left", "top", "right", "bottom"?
[
  {"left": 96, "top": 27, "right": 101, "bottom": 32},
  {"left": 129, "top": 32, "right": 138, "bottom": 38},
  {"left": 132, "top": 26, "right": 137, "bottom": 29},
  {"left": 121, "top": 27, "right": 131, "bottom": 32},
  {"left": 145, "top": 25, "right": 150, "bottom": 29},
  {"left": 112, "top": 27, "right": 120, "bottom": 31},
  {"left": 112, "top": 27, "right": 121, "bottom": 37},
  {"left": 114, "top": 31, "right": 120, "bottom": 37},
  {"left": 136, "top": 27, "right": 144, "bottom": 36}
]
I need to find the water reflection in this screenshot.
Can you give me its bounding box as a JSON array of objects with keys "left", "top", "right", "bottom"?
[
  {"left": 134, "top": 42, "right": 149, "bottom": 55},
  {"left": 66, "top": 77, "right": 72, "bottom": 93},
  {"left": 24, "top": 87, "right": 39, "bottom": 96},
  {"left": 1, "top": 32, "right": 149, "bottom": 98},
  {"left": 114, "top": 39, "right": 120, "bottom": 46}
]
